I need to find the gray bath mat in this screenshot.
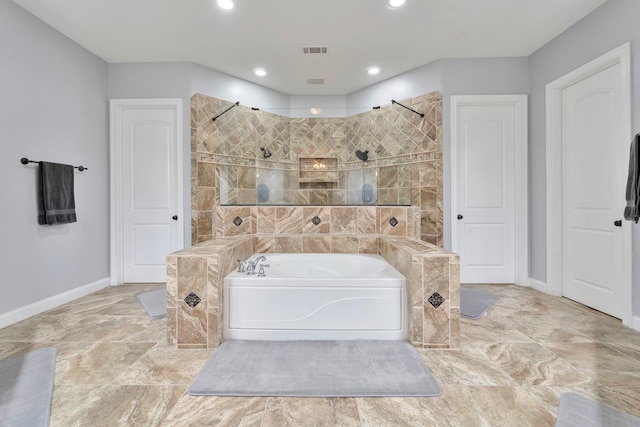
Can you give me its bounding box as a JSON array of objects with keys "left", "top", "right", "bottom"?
[
  {"left": 189, "top": 340, "right": 441, "bottom": 397},
  {"left": 0, "top": 347, "right": 57, "bottom": 427},
  {"left": 136, "top": 289, "right": 167, "bottom": 319},
  {"left": 460, "top": 287, "right": 499, "bottom": 319},
  {"left": 555, "top": 392, "right": 640, "bottom": 427}
]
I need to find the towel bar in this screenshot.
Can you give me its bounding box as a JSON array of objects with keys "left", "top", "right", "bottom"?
[{"left": 20, "top": 157, "right": 87, "bottom": 171}]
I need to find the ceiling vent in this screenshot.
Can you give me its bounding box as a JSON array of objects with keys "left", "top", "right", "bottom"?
[
  {"left": 302, "top": 46, "right": 328, "bottom": 55},
  {"left": 307, "top": 79, "right": 325, "bottom": 85}
]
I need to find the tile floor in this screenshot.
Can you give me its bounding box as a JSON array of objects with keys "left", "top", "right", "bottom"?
[{"left": 2, "top": 283, "right": 640, "bottom": 426}]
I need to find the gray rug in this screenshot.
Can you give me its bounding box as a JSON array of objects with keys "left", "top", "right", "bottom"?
[
  {"left": 460, "top": 287, "right": 499, "bottom": 319},
  {"left": 136, "top": 289, "right": 167, "bottom": 319},
  {"left": 0, "top": 347, "right": 57, "bottom": 427},
  {"left": 555, "top": 392, "right": 640, "bottom": 427},
  {"left": 188, "top": 340, "right": 441, "bottom": 397}
]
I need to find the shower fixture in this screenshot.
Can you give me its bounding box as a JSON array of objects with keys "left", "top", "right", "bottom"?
[
  {"left": 355, "top": 150, "right": 369, "bottom": 162},
  {"left": 211, "top": 101, "right": 239, "bottom": 122},
  {"left": 391, "top": 99, "right": 424, "bottom": 118},
  {"left": 260, "top": 147, "right": 272, "bottom": 158}
]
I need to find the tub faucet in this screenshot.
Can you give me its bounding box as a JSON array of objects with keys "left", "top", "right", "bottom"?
[
  {"left": 246, "top": 256, "right": 267, "bottom": 274},
  {"left": 237, "top": 259, "right": 248, "bottom": 273}
]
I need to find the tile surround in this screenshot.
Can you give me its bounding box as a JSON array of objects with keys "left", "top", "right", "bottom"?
[
  {"left": 184, "top": 92, "right": 450, "bottom": 351},
  {"left": 379, "top": 237, "right": 460, "bottom": 348},
  {"left": 212, "top": 205, "right": 420, "bottom": 246},
  {"left": 191, "top": 92, "right": 443, "bottom": 247},
  {"left": 167, "top": 234, "right": 458, "bottom": 350}
]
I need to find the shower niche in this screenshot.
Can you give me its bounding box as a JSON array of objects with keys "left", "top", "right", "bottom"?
[{"left": 298, "top": 158, "right": 338, "bottom": 185}]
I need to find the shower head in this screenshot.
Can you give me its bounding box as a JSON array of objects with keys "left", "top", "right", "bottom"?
[
  {"left": 355, "top": 150, "right": 369, "bottom": 162},
  {"left": 260, "top": 147, "right": 272, "bottom": 158}
]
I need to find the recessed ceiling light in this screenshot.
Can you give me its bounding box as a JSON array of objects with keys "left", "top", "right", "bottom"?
[
  {"left": 253, "top": 68, "right": 266, "bottom": 77},
  {"left": 388, "top": 0, "right": 406, "bottom": 8},
  {"left": 367, "top": 66, "right": 380, "bottom": 75},
  {"left": 217, "top": 0, "right": 233, "bottom": 10},
  {"left": 309, "top": 107, "right": 323, "bottom": 115}
]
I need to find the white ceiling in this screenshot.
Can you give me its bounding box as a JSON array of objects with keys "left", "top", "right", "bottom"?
[{"left": 12, "top": 0, "right": 607, "bottom": 95}]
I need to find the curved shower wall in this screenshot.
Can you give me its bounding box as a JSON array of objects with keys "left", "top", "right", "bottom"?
[{"left": 191, "top": 92, "right": 443, "bottom": 246}]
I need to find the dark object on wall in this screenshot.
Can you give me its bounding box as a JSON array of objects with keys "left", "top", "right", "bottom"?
[
  {"left": 355, "top": 150, "right": 369, "bottom": 162},
  {"left": 624, "top": 133, "right": 640, "bottom": 223},
  {"left": 211, "top": 101, "right": 240, "bottom": 122},
  {"left": 37, "top": 161, "right": 77, "bottom": 225},
  {"left": 362, "top": 183, "right": 374, "bottom": 204},
  {"left": 257, "top": 183, "right": 270, "bottom": 203},
  {"left": 391, "top": 99, "right": 424, "bottom": 118},
  {"left": 21, "top": 157, "right": 87, "bottom": 171},
  {"left": 260, "top": 147, "right": 272, "bottom": 158}
]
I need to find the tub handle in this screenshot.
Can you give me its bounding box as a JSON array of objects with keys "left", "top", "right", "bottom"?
[
  {"left": 237, "top": 259, "right": 247, "bottom": 273},
  {"left": 258, "top": 267, "right": 266, "bottom": 277}
]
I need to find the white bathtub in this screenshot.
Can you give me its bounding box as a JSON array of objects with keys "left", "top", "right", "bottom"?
[{"left": 224, "top": 253, "right": 406, "bottom": 340}]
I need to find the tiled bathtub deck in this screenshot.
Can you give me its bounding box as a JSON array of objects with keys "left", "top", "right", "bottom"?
[{"left": 1, "top": 284, "right": 640, "bottom": 426}]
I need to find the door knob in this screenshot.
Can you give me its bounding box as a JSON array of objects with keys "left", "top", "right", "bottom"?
[
  {"left": 614, "top": 220, "right": 622, "bottom": 227},
  {"left": 172, "top": 215, "right": 178, "bottom": 221},
  {"left": 457, "top": 215, "right": 463, "bottom": 220}
]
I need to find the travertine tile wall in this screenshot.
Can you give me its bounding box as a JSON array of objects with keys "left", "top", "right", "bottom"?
[
  {"left": 167, "top": 235, "right": 459, "bottom": 349},
  {"left": 167, "top": 236, "right": 255, "bottom": 349},
  {"left": 191, "top": 92, "right": 443, "bottom": 246},
  {"left": 379, "top": 237, "right": 460, "bottom": 348},
  {"left": 214, "top": 205, "right": 420, "bottom": 253}
]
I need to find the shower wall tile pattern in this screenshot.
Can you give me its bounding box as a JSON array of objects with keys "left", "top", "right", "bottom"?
[
  {"left": 167, "top": 236, "right": 255, "bottom": 349},
  {"left": 212, "top": 205, "right": 420, "bottom": 253},
  {"left": 379, "top": 237, "right": 460, "bottom": 348},
  {"left": 191, "top": 92, "right": 443, "bottom": 247}
]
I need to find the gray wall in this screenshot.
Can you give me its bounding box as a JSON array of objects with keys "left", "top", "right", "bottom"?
[
  {"left": 346, "top": 61, "right": 443, "bottom": 116},
  {"left": 528, "top": 0, "right": 640, "bottom": 313},
  {"left": 190, "top": 63, "right": 290, "bottom": 114},
  {"left": 290, "top": 95, "right": 347, "bottom": 118},
  {"left": 0, "top": 0, "right": 109, "bottom": 314}
]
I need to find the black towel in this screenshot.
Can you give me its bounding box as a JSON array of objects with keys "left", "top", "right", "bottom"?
[
  {"left": 624, "top": 134, "right": 640, "bottom": 223},
  {"left": 38, "top": 161, "right": 77, "bottom": 225}
]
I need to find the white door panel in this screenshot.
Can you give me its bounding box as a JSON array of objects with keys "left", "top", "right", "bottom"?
[
  {"left": 560, "top": 63, "right": 625, "bottom": 317},
  {"left": 464, "top": 120, "right": 505, "bottom": 209},
  {"left": 464, "top": 224, "right": 504, "bottom": 267},
  {"left": 120, "top": 106, "right": 182, "bottom": 283},
  {"left": 453, "top": 102, "right": 520, "bottom": 283}
]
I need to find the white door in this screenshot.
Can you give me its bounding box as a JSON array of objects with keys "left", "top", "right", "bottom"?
[
  {"left": 110, "top": 100, "right": 183, "bottom": 284},
  {"left": 452, "top": 96, "right": 527, "bottom": 284},
  {"left": 560, "top": 63, "right": 626, "bottom": 318}
]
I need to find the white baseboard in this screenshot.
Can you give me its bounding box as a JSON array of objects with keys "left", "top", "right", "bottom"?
[
  {"left": 528, "top": 278, "right": 548, "bottom": 294},
  {"left": 633, "top": 316, "right": 640, "bottom": 333},
  {"left": 0, "top": 277, "right": 110, "bottom": 329}
]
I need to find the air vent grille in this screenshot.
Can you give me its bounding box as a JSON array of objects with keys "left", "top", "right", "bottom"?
[
  {"left": 307, "top": 79, "right": 325, "bottom": 85},
  {"left": 302, "top": 46, "right": 328, "bottom": 55}
]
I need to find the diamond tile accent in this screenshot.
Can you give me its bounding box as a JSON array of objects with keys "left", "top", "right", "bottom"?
[
  {"left": 232, "top": 216, "right": 243, "bottom": 226},
  {"left": 389, "top": 217, "right": 399, "bottom": 227},
  {"left": 428, "top": 291, "right": 445, "bottom": 309},
  {"left": 184, "top": 292, "right": 201, "bottom": 309},
  {"left": 312, "top": 216, "right": 322, "bottom": 226}
]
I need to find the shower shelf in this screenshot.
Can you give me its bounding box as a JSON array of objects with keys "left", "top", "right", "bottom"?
[
  {"left": 298, "top": 157, "right": 338, "bottom": 184},
  {"left": 298, "top": 177, "right": 338, "bottom": 183}
]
